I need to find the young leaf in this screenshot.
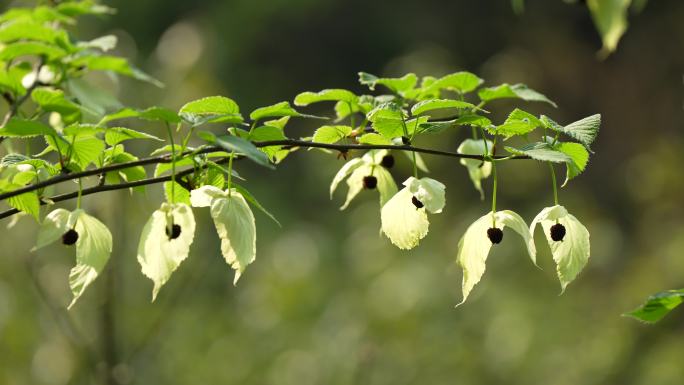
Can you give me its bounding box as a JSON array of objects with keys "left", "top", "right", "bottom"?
[
  {"left": 0, "top": 117, "right": 57, "bottom": 137},
  {"left": 457, "top": 139, "right": 493, "bottom": 200},
  {"left": 249, "top": 101, "right": 323, "bottom": 121},
  {"left": 556, "top": 142, "right": 589, "bottom": 186},
  {"left": 530, "top": 205, "right": 590, "bottom": 292},
  {"left": 202, "top": 132, "right": 273, "bottom": 169},
  {"left": 100, "top": 106, "right": 181, "bottom": 125},
  {"left": 190, "top": 186, "right": 257, "bottom": 284},
  {"left": 505, "top": 142, "right": 573, "bottom": 163},
  {"left": 456, "top": 210, "right": 535, "bottom": 305},
  {"left": 624, "top": 289, "right": 684, "bottom": 324},
  {"left": 478, "top": 83, "right": 557, "bottom": 107},
  {"left": 7, "top": 191, "right": 40, "bottom": 220},
  {"left": 249, "top": 125, "right": 287, "bottom": 158},
  {"left": 72, "top": 55, "right": 162, "bottom": 87},
  {"left": 587, "top": 0, "right": 630, "bottom": 55},
  {"left": 104, "top": 127, "right": 162, "bottom": 146},
  {"left": 357, "top": 133, "right": 391, "bottom": 145},
  {"left": 425, "top": 71, "right": 484, "bottom": 94},
  {"left": 293, "top": 89, "right": 357, "bottom": 106},
  {"left": 137, "top": 203, "right": 196, "bottom": 301},
  {"left": 312, "top": 125, "right": 352, "bottom": 144},
  {"left": 358, "top": 72, "right": 418, "bottom": 94},
  {"left": 411, "top": 99, "right": 477, "bottom": 116},
  {"left": 179, "top": 96, "right": 243, "bottom": 126},
  {"left": 560, "top": 114, "right": 601, "bottom": 149}
]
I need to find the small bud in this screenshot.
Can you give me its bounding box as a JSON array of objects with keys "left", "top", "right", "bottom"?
[
  {"left": 380, "top": 154, "right": 395, "bottom": 169},
  {"left": 550, "top": 223, "right": 566, "bottom": 242},
  {"left": 62, "top": 229, "right": 79, "bottom": 245},
  {"left": 487, "top": 227, "right": 503, "bottom": 244},
  {"left": 401, "top": 136, "right": 411, "bottom": 145},
  {"left": 166, "top": 224, "right": 182, "bottom": 240},
  {"left": 412, "top": 196, "right": 424, "bottom": 209},
  {"left": 362, "top": 175, "right": 377, "bottom": 189}
]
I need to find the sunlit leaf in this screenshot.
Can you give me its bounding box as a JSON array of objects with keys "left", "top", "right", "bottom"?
[{"left": 625, "top": 289, "right": 684, "bottom": 323}]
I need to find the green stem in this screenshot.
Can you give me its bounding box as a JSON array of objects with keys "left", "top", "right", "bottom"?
[
  {"left": 400, "top": 114, "right": 418, "bottom": 178},
  {"left": 165, "top": 122, "right": 177, "bottom": 204},
  {"left": 76, "top": 178, "right": 83, "bottom": 209},
  {"left": 548, "top": 162, "right": 559, "bottom": 205},
  {"left": 491, "top": 161, "right": 497, "bottom": 227},
  {"left": 226, "top": 151, "right": 235, "bottom": 195}
]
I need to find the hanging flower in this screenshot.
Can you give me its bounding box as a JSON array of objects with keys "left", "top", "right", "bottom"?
[
  {"left": 330, "top": 149, "right": 397, "bottom": 210},
  {"left": 530, "top": 205, "right": 590, "bottom": 292},
  {"left": 191, "top": 185, "right": 257, "bottom": 284},
  {"left": 456, "top": 210, "right": 536, "bottom": 306},
  {"left": 137, "top": 203, "right": 196, "bottom": 301},
  {"left": 380, "top": 177, "right": 445, "bottom": 250},
  {"left": 34, "top": 208, "right": 113, "bottom": 308}
]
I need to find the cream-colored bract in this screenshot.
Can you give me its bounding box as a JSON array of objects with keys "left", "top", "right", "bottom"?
[
  {"left": 456, "top": 210, "right": 535, "bottom": 306},
  {"left": 34, "top": 208, "right": 113, "bottom": 308},
  {"left": 457, "top": 139, "right": 493, "bottom": 200},
  {"left": 330, "top": 149, "right": 398, "bottom": 210},
  {"left": 380, "top": 177, "right": 445, "bottom": 250},
  {"left": 137, "top": 203, "right": 196, "bottom": 301},
  {"left": 530, "top": 205, "right": 590, "bottom": 292},
  {"left": 191, "top": 186, "right": 257, "bottom": 284}
]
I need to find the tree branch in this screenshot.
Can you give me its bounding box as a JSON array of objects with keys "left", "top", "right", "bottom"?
[
  {"left": 0, "top": 139, "right": 528, "bottom": 203},
  {"left": 0, "top": 157, "right": 231, "bottom": 220}
]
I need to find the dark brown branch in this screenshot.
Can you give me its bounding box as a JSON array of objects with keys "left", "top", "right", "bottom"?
[
  {"left": 0, "top": 139, "right": 527, "bottom": 203},
  {"left": 0, "top": 157, "right": 230, "bottom": 220}
]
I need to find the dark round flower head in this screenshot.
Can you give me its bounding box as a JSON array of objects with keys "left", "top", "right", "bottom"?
[
  {"left": 550, "top": 223, "right": 566, "bottom": 242},
  {"left": 166, "top": 224, "right": 182, "bottom": 240},
  {"left": 401, "top": 136, "right": 411, "bottom": 145},
  {"left": 62, "top": 229, "right": 79, "bottom": 245},
  {"left": 412, "top": 196, "right": 424, "bottom": 209},
  {"left": 487, "top": 227, "right": 503, "bottom": 244},
  {"left": 363, "top": 175, "right": 377, "bottom": 189},
  {"left": 380, "top": 154, "right": 395, "bottom": 169}
]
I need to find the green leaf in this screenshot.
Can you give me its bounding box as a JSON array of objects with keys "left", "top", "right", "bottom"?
[
  {"left": 312, "top": 125, "right": 352, "bottom": 144},
  {"left": 530, "top": 205, "right": 590, "bottom": 292},
  {"left": 190, "top": 186, "right": 257, "bottom": 284},
  {"left": 203, "top": 132, "right": 273, "bottom": 169},
  {"left": 137, "top": 203, "right": 196, "bottom": 301},
  {"left": 249, "top": 125, "right": 287, "bottom": 159},
  {"left": 457, "top": 139, "right": 493, "bottom": 200},
  {"left": 249, "top": 101, "right": 323, "bottom": 121},
  {"left": 165, "top": 181, "right": 191, "bottom": 205},
  {"left": 410, "top": 99, "right": 477, "bottom": 116},
  {"left": 0, "top": 117, "right": 57, "bottom": 137},
  {"left": 425, "top": 71, "right": 484, "bottom": 94},
  {"left": 179, "top": 96, "right": 242, "bottom": 126},
  {"left": 0, "top": 20, "right": 66, "bottom": 44},
  {"left": 72, "top": 55, "right": 162, "bottom": 87},
  {"left": 7, "top": 191, "right": 40, "bottom": 220},
  {"left": 357, "top": 133, "right": 391, "bottom": 145},
  {"left": 31, "top": 88, "right": 81, "bottom": 123},
  {"left": 46, "top": 134, "right": 105, "bottom": 169},
  {"left": 0, "top": 41, "right": 66, "bottom": 60},
  {"left": 293, "top": 89, "right": 357, "bottom": 106},
  {"left": 478, "top": 83, "right": 557, "bottom": 107},
  {"left": 77, "top": 34, "right": 117, "bottom": 52},
  {"left": 67, "top": 78, "right": 123, "bottom": 118},
  {"left": 561, "top": 114, "right": 601, "bottom": 149},
  {"left": 233, "top": 183, "right": 281, "bottom": 227},
  {"left": 625, "top": 289, "right": 684, "bottom": 323},
  {"left": 456, "top": 210, "right": 535, "bottom": 305},
  {"left": 505, "top": 142, "right": 573, "bottom": 163},
  {"left": 358, "top": 72, "right": 418, "bottom": 94},
  {"left": 104, "top": 127, "right": 162, "bottom": 146},
  {"left": 454, "top": 114, "right": 493, "bottom": 128},
  {"left": 366, "top": 103, "right": 405, "bottom": 139},
  {"left": 100, "top": 106, "right": 181, "bottom": 125},
  {"left": 68, "top": 209, "right": 113, "bottom": 308},
  {"left": 557, "top": 142, "right": 589, "bottom": 186},
  {"left": 587, "top": 0, "right": 630, "bottom": 56}
]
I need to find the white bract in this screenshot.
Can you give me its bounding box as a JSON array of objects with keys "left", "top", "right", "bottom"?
[
  {"left": 530, "top": 205, "right": 590, "bottom": 292},
  {"left": 330, "top": 150, "right": 397, "bottom": 210},
  {"left": 457, "top": 139, "right": 493, "bottom": 199},
  {"left": 34, "top": 208, "right": 113, "bottom": 308},
  {"left": 137, "top": 203, "right": 196, "bottom": 301},
  {"left": 381, "top": 177, "right": 445, "bottom": 250},
  {"left": 191, "top": 186, "right": 256, "bottom": 284},
  {"left": 456, "top": 210, "right": 535, "bottom": 306}
]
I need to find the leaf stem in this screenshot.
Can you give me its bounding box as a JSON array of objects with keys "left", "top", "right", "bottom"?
[
  {"left": 76, "top": 178, "right": 83, "bottom": 209},
  {"left": 548, "top": 162, "right": 559, "bottom": 205},
  {"left": 165, "top": 122, "right": 176, "bottom": 204}
]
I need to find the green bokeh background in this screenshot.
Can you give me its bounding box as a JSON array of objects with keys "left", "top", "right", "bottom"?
[{"left": 1, "top": 0, "right": 684, "bottom": 384}]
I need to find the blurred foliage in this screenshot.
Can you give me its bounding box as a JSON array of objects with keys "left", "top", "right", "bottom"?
[{"left": 0, "top": 0, "right": 683, "bottom": 385}]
